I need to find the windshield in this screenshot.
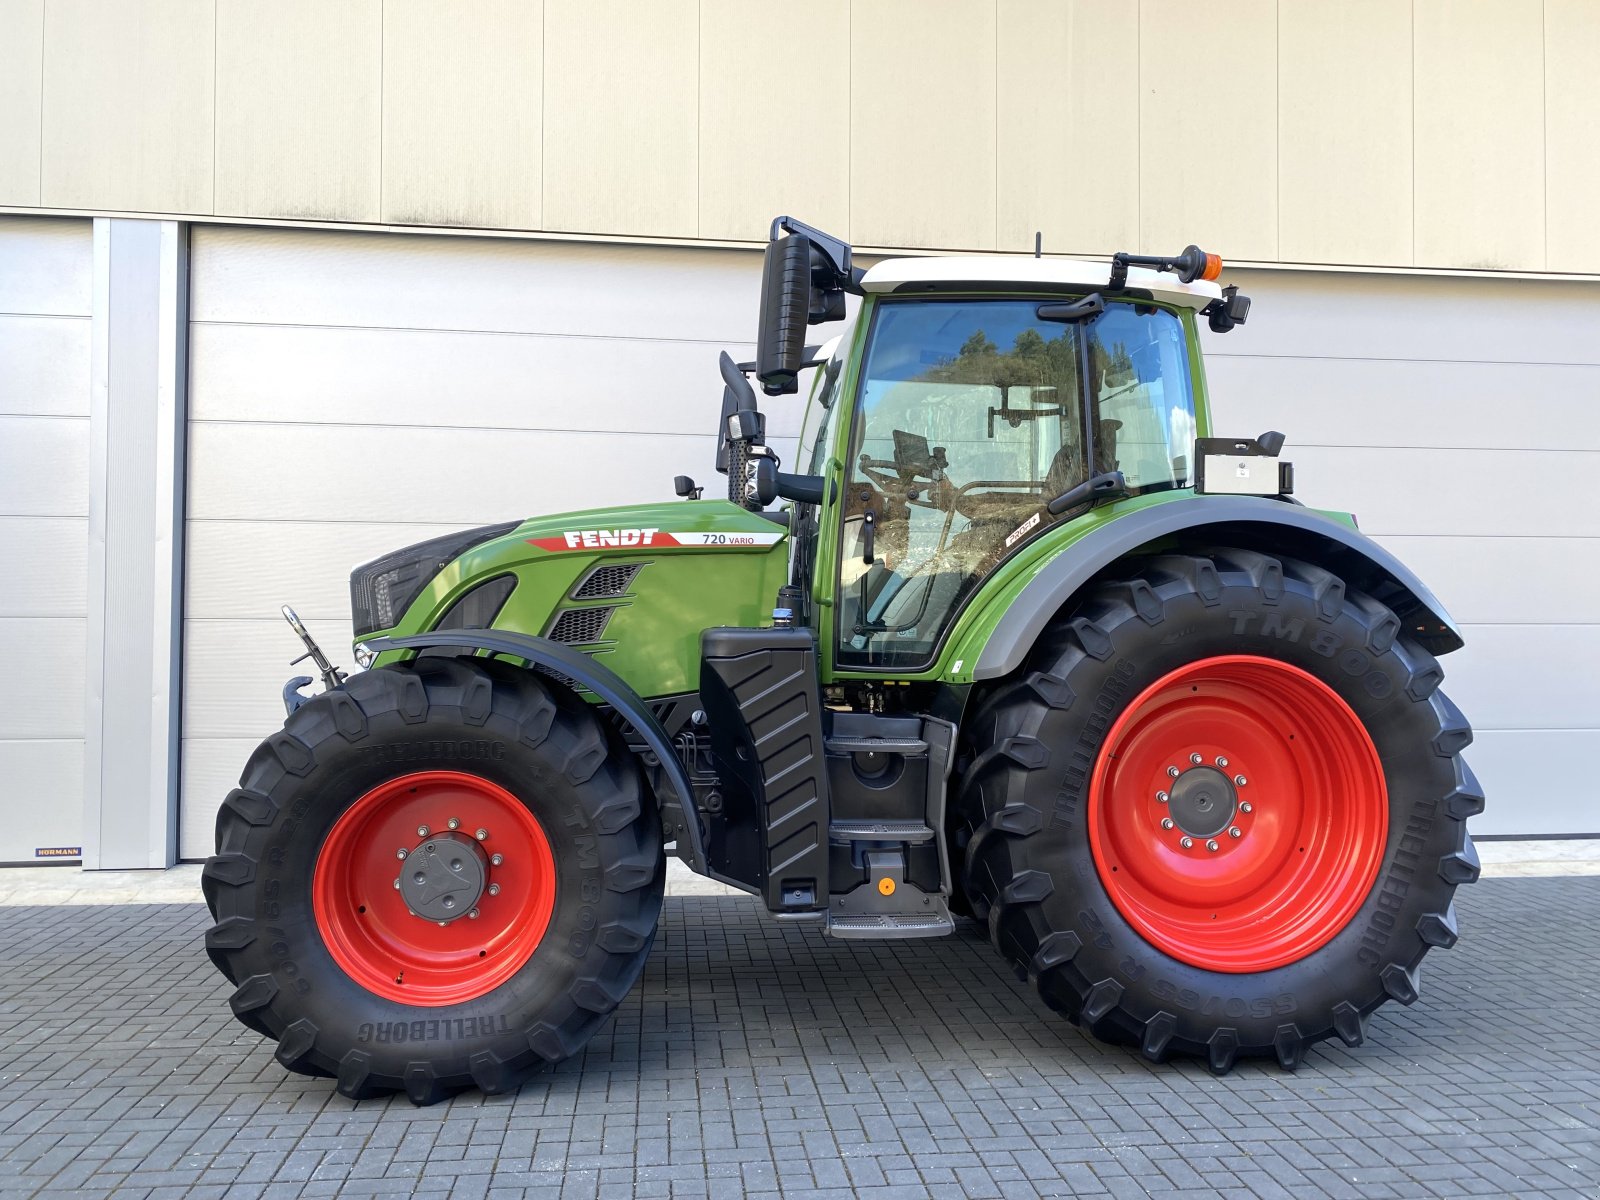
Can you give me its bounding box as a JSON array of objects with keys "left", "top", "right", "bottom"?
[{"left": 835, "top": 297, "right": 1195, "bottom": 670}]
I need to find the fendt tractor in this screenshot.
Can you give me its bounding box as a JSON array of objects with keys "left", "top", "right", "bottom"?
[{"left": 204, "top": 218, "right": 1481, "bottom": 1104}]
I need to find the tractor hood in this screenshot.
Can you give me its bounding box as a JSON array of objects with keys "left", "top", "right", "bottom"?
[{"left": 356, "top": 500, "right": 791, "bottom": 701}]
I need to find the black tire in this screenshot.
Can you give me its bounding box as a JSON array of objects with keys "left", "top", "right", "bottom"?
[
  {"left": 954, "top": 548, "right": 1481, "bottom": 1071},
  {"left": 203, "top": 656, "right": 664, "bottom": 1104}
]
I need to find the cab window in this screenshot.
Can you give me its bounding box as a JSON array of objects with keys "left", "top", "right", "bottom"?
[{"left": 835, "top": 298, "right": 1194, "bottom": 670}]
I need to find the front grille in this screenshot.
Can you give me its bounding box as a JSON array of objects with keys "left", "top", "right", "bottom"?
[
  {"left": 548, "top": 606, "right": 615, "bottom": 644},
  {"left": 574, "top": 563, "right": 643, "bottom": 599}
]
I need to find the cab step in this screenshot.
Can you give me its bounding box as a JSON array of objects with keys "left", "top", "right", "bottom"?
[
  {"left": 828, "top": 819, "right": 935, "bottom": 843},
  {"left": 827, "top": 907, "right": 955, "bottom": 939}
]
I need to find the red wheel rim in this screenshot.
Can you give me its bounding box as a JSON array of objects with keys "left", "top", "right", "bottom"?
[
  {"left": 313, "top": 770, "right": 556, "bottom": 1005},
  {"left": 1088, "top": 655, "right": 1387, "bottom": 973}
]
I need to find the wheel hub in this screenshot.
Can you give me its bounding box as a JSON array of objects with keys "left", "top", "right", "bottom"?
[
  {"left": 1167, "top": 765, "right": 1237, "bottom": 839},
  {"left": 398, "top": 831, "right": 488, "bottom": 923}
]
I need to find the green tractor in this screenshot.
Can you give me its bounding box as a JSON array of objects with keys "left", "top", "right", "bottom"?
[{"left": 204, "top": 218, "right": 1479, "bottom": 1104}]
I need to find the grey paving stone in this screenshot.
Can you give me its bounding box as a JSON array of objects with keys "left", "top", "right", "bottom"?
[{"left": 0, "top": 880, "right": 1598, "bottom": 1199}]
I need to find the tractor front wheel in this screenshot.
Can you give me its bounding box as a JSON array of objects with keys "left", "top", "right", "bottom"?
[
  {"left": 203, "top": 657, "right": 663, "bottom": 1104},
  {"left": 956, "top": 549, "right": 1480, "bottom": 1070}
]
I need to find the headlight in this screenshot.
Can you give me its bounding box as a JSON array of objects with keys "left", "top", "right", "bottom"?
[{"left": 350, "top": 521, "right": 519, "bottom": 637}]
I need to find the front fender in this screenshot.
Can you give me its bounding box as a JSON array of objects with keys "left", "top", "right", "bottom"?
[
  {"left": 362, "top": 630, "right": 706, "bottom": 872},
  {"left": 971, "top": 495, "right": 1463, "bottom": 681}
]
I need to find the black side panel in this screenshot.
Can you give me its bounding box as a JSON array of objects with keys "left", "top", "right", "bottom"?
[{"left": 699, "top": 627, "right": 830, "bottom": 913}]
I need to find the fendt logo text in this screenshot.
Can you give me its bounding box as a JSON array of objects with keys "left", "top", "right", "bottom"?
[{"left": 562, "top": 528, "right": 660, "bottom": 549}]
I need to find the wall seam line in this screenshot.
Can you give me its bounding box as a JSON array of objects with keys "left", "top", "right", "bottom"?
[
  {"left": 377, "top": 0, "right": 384, "bottom": 223},
  {"left": 211, "top": 0, "right": 218, "bottom": 214},
  {"left": 36, "top": 0, "right": 45, "bottom": 204}
]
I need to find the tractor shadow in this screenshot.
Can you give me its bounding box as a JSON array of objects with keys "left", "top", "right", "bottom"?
[{"left": 553, "top": 894, "right": 1464, "bottom": 1095}]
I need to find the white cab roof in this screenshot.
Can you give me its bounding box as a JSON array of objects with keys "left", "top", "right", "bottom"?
[{"left": 860, "top": 255, "right": 1223, "bottom": 310}]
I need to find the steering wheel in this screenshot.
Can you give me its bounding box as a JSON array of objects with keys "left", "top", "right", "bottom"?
[{"left": 857, "top": 453, "right": 952, "bottom": 511}]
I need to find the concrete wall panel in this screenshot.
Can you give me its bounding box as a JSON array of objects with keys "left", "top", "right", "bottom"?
[
  {"left": 1545, "top": 0, "right": 1600, "bottom": 273},
  {"left": 850, "top": 0, "right": 997, "bottom": 250},
  {"left": 215, "top": 0, "right": 382, "bottom": 221},
  {"left": 1278, "top": 2, "right": 1412, "bottom": 266},
  {"left": 698, "top": 0, "right": 850, "bottom": 242},
  {"left": 542, "top": 0, "right": 699, "bottom": 237},
  {"left": 40, "top": 0, "right": 214, "bottom": 213},
  {"left": 996, "top": 0, "right": 1139, "bottom": 255},
  {"left": 1139, "top": 0, "right": 1277, "bottom": 260},
  {"left": 1413, "top": 0, "right": 1545, "bottom": 270},
  {"left": 382, "top": 0, "right": 543, "bottom": 229},
  {"left": 0, "top": 0, "right": 43, "bottom": 205}
]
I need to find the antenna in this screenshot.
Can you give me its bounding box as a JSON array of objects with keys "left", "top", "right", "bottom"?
[{"left": 1034, "top": 231, "right": 1042, "bottom": 259}]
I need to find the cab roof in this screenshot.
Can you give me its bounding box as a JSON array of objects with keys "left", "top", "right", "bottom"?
[{"left": 860, "top": 255, "right": 1224, "bottom": 310}]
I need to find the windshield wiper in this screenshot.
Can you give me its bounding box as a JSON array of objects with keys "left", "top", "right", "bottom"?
[
  {"left": 1046, "top": 470, "right": 1127, "bottom": 515},
  {"left": 1037, "top": 293, "right": 1106, "bottom": 323}
]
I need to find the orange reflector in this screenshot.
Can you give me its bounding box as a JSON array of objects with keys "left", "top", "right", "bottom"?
[
  {"left": 877, "top": 877, "right": 896, "bottom": 896},
  {"left": 1202, "top": 253, "right": 1223, "bottom": 281}
]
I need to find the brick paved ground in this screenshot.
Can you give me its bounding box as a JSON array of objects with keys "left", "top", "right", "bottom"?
[{"left": 1, "top": 878, "right": 1596, "bottom": 1200}]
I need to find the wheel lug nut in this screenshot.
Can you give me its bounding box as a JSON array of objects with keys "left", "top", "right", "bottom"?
[
  {"left": 1234, "top": 775, "right": 1247, "bottom": 787},
  {"left": 396, "top": 848, "right": 408, "bottom": 860},
  {"left": 1161, "top": 817, "right": 1175, "bottom": 830},
  {"left": 1228, "top": 826, "right": 1242, "bottom": 838},
  {"left": 468, "top": 908, "right": 480, "bottom": 919},
  {"left": 1167, "top": 766, "right": 1180, "bottom": 778},
  {"left": 417, "top": 825, "right": 430, "bottom": 837},
  {"left": 447, "top": 817, "right": 460, "bottom": 830},
  {"left": 392, "top": 878, "right": 400, "bottom": 889},
  {"left": 1240, "top": 801, "right": 1253, "bottom": 814},
  {"left": 487, "top": 883, "right": 500, "bottom": 896},
  {"left": 1156, "top": 790, "right": 1169, "bottom": 804},
  {"left": 1180, "top": 836, "right": 1193, "bottom": 849},
  {"left": 490, "top": 853, "right": 504, "bottom": 866},
  {"left": 1206, "top": 839, "right": 1219, "bottom": 852},
  {"left": 1189, "top": 752, "right": 1203, "bottom": 765},
  {"left": 475, "top": 828, "right": 489, "bottom": 841},
  {"left": 1216, "top": 756, "right": 1229, "bottom": 768}
]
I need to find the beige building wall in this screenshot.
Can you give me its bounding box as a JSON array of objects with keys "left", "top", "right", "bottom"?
[{"left": 3, "top": 0, "right": 1598, "bottom": 271}]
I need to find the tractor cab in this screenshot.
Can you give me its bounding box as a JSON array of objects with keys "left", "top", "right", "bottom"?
[{"left": 717, "top": 216, "right": 1247, "bottom": 674}]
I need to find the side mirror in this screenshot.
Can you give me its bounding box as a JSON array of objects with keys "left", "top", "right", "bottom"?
[
  {"left": 756, "top": 234, "right": 813, "bottom": 396},
  {"left": 755, "top": 217, "right": 857, "bottom": 396}
]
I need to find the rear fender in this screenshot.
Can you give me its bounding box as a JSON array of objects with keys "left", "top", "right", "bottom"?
[
  {"left": 362, "top": 630, "right": 710, "bottom": 876},
  {"left": 972, "top": 496, "right": 1463, "bottom": 681}
]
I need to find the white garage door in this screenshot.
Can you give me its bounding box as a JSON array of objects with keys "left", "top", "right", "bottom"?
[
  {"left": 178, "top": 225, "right": 1597, "bottom": 855},
  {"left": 0, "top": 217, "right": 91, "bottom": 862},
  {"left": 1207, "top": 268, "right": 1600, "bottom": 837},
  {"left": 179, "top": 226, "right": 792, "bottom": 858}
]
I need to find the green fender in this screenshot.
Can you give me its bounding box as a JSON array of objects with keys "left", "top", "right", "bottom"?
[{"left": 970, "top": 495, "right": 1463, "bottom": 681}]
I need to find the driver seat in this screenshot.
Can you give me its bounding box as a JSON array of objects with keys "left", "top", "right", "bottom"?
[{"left": 1045, "top": 443, "right": 1085, "bottom": 498}]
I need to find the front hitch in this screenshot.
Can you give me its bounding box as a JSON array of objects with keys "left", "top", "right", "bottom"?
[{"left": 280, "top": 605, "right": 346, "bottom": 714}]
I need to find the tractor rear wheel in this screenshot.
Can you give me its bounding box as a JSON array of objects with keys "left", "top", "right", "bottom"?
[
  {"left": 955, "top": 548, "right": 1480, "bottom": 1071},
  {"left": 203, "top": 657, "right": 663, "bottom": 1104}
]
